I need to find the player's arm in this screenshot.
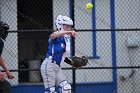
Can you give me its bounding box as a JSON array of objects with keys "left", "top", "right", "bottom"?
[
  {"left": 0, "top": 56, "right": 9, "bottom": 73},
  {"left": 0, "top": 56, "right": 14, "bottom": 79},
  {"left": 51, "top": 31, "right": 76, "bottom": 40}
]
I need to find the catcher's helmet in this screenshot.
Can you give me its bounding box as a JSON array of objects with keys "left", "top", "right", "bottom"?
[
  {"left": 0, "top": 21, "right": 9, "bottom": 40},
  {"left": 0, "top": 21, "right": 9, "bottom": 30},
  {"left": 55, "top": 15, "right": 73, "bottom": 31}
]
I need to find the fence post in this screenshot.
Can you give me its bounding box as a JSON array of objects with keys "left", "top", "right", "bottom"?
[{"left": 69, "top": 0, "right": 76, "bottom": 93}]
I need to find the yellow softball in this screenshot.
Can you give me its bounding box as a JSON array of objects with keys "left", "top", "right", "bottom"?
[{"left": 86, "top": 3, "right": 93, "bottom": 10}]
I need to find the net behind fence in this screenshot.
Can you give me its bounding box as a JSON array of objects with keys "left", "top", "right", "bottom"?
[{"left": 0, "top": 0, "right": 140, "bottom": 93}]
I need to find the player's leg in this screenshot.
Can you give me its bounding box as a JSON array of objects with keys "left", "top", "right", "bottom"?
[
  {"left": 41, "top": 59, "right": 56, "bottom": 93},
  {"left": 56, "top": 68, "right": 71, "bottom": 93},
  {"left": 0, "top": 80, "right": 11, "bottom": 93}
]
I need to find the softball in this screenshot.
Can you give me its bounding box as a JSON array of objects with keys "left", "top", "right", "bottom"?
[{"left": 86, "top": 3, "right": 93, "bottom": 10}]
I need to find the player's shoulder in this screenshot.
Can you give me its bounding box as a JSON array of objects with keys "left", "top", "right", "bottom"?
[
  {"left": 50, "top": 31, "right": 64, "bottom": 38},
  {"left": 50, "top": 31, "right": 58, "bottom": 37},
  {"left": 52, "top": 31, "right": 58, "bottom": 34}
]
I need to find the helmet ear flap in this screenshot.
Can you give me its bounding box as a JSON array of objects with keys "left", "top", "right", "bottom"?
[{"left": 55, "top": 20, "right": 64, "bottom": 31}]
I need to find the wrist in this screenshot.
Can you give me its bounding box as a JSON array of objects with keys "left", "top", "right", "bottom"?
[{"left": 64, "top": 57, "right": 72, "bottom": 65}]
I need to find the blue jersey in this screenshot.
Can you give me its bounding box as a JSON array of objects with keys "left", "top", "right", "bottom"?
[{"left": 46, "top": 35, "right": 67, "bottom": 65}]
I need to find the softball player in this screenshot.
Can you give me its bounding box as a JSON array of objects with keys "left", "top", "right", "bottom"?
[
  {"left": 0, "top": 21, "right": 14, "bottom": 93},
  {"left": 41, "top": 15, "right": 76, "bottom": 93}
]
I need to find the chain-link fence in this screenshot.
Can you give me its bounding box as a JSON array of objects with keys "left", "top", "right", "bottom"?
[{"left": 0, "top": 0, "right": 140, "bottom": 93}]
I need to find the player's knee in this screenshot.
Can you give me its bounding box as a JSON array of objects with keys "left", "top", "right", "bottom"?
[
  {"left": 45, "top": 86, "right": 56, "bottom": 93},
  {"left": 59, "top": 81, "right": 71, "bottom": 93}
]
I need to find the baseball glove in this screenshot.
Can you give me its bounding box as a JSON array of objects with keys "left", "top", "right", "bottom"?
[{"left": 71, "top": 56, "right": 88, "bottom": 68}]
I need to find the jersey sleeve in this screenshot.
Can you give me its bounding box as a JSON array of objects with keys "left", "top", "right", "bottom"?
[
  {"left": 49, "top": 32, "right": 59, "bottom": 43},
  {"left": 49, "top": 36, "right": 58, "bottom": 43}
]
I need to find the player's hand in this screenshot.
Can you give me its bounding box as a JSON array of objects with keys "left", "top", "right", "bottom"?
[
  {"left": 71, "top": 30, "right": 76, "bottom": 37},
  {"left": 0, "top": 71, "right": 5, "bottom": 81},
  {"left": 6, "top": 71, "right": 14, "bottom": 79}
]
